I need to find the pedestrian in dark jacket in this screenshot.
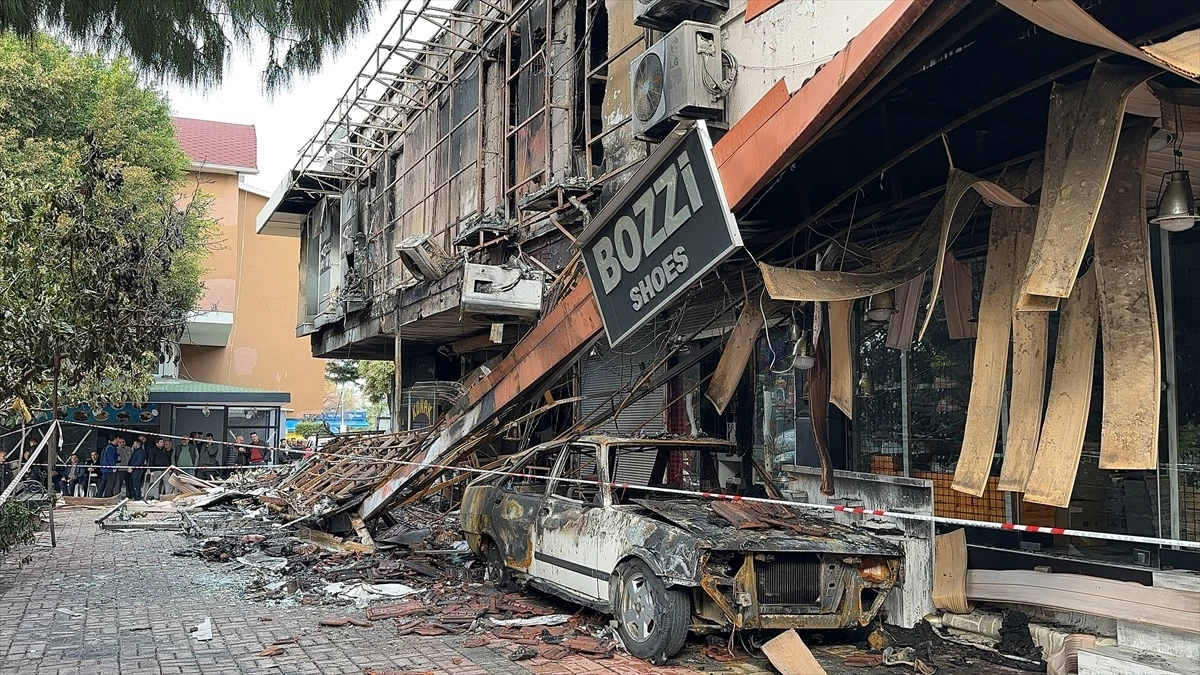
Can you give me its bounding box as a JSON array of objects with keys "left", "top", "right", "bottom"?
[
  {"left": 127, "top": 440, "right": 147, "bottom": 500},
  {"left": 58, "top": 455, "right": 86, "bottom": 496},
  {"left": 99, "top": 438, "right": 121, "bottom": 497},
  {"left": 146, "top": 439, "right": 172, "bottom": 499},
  {"left": 197, "top": 432, "right": 220, "bottom": 480}
]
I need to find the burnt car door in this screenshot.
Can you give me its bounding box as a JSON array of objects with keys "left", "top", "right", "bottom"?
[
  {"left": 478, "top": 445, "right": 562, "bottom": 576},
  {"left": 532, "top": 443, "right": 609, "bottom": 604}
]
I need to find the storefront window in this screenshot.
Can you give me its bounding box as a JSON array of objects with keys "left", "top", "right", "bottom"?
[{"left": 754, "top": 329, "right": 804, "bottom": 479}]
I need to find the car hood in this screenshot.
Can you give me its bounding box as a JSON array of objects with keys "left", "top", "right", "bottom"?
[{"left": 630, "top": 499, "right": 902, "bottom": 556}]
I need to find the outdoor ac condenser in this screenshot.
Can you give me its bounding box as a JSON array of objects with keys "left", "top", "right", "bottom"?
[
  {"left": 630, "top": 21, "right": 725, "bottom": 142},
  {"left": 396, "top": 234, "right": 455, "bottom": 282},
  {"left": 460, "top": 263, "right": 544, "bottom": 322}
]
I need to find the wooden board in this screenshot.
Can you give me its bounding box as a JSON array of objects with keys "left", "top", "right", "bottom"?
[
  {"left": 953, "top": 171, "right": 1025, "bottom": 496},
  {"left": 1018, "top": 81, "right": 1083, "bottom": 311},
  {"left": 966, "top": 569, "right": 1200, "bottom": 634},
  {"left": 1093, "top": 120, "right": 1159, "bottom": 470},
  {"left": 918, "top": 170, "right": 1030, "bottom": 341},
  {"left": 942, "top": 253, "right": 977, "bottom": 340},
  {"left": 1023, "top": 268, "right": 1099, "bottom": 508},
  {"left": 762, "top": 630, "right": 827, "bottom": 675},
  {"left": 999, "top": 312, "right": 1049, "bottom": 492},
  {"left": 759, "top": 172, "right": 981, "bottom": 303},
  {"left": 1019, "top": 63, "right": 1154, "bottom": 304},
  {"left": 885, "top": 273, "right": 924, "bottom": 351},
  {"left": 828, "top": 300, "right": 853, "bottom": 417},
  {"left": 705, "top": 300, "right": 766, "bottom": 415},
  {"left": 932, "top": 528, "right": 974, "bottom": 614},
  {"left": 999, "top": 161, "right": 1048, "bottom": 492}
]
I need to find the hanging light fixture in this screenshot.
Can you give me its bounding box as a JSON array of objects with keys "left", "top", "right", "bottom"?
[
  {"left": 792, "top": 330, "right": 815, "bottom": 371},
  {"left": 865, "top": 290, "right": 898, "bottom": 323},
  {"left": 1153, "top": 169, "right": 1198, "bottom": 232},
  {"left": 858, "top": 371, "right": 876, "bottom": 398},
  {"left": 1148, "top": 128, "right": 1175, "bottom": 153}
]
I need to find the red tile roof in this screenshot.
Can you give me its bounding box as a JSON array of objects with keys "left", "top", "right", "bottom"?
[{"left": 172, "top": 117, "right": 258, "bottom": 173}]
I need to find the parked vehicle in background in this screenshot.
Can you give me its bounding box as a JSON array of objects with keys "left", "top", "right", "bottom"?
[{"left": 461, "top": 436, "right": 903, "bottom": 662}]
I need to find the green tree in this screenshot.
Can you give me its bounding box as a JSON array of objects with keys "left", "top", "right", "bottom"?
[
  {"left": 0, "top": 1, "right": 381, "bottom": 92},
  {"left": 359, "top": 359, "right": 395, "bottom": 418},
  {"left": 0, "top": 34, "right": 214, "bottom": 417},
  {"left": 293, "top": 420, "right": 329, "bottom": 439},
  {"left": 325, "top": 359, "right": 361, "bottom": 386}
]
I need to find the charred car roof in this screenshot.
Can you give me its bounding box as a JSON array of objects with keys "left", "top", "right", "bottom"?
[{"left": 629, "top": 499, "right": 903, "bottom": 557}]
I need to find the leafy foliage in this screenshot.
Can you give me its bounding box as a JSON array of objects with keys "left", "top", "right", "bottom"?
[
  {"left": 0, "top": 0, "right": 381, "bottom": 92},
  {"left": 359, "top": 360, "right": 395, "bottom": 414},
  {"left": 324, "top": 359, "right": 361, "bottom": 385},
  {"left": 0, "top": 34, "right": 214, "bottom": 417},
  {"left": 292, "top": 420, "right": 329, "bottom": 439},
  {"left": 0, "top": 501, "right": 43, "bottom": 562}
]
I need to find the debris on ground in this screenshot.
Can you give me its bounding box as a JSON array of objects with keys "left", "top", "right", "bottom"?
[
  {"left": 883, "top": 645, "right": 937, "bottom": 674},
  {"left": 762, "top": 629, "right": 827, "bottom": 675},
  {"left": 191, "top": 618, "right": 213, "bottom": 642}
]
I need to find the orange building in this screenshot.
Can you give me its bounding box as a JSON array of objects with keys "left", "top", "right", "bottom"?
[{"left": 171, "top": 117, "right": 325, "bottom": 423}]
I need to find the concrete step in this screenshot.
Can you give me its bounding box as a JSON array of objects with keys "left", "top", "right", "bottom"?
[{"left": 1078, "top": 645, "right": 1200, "bottom": 675}]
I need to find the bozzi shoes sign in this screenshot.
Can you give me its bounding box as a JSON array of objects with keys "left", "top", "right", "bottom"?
[{"left": 578, "top": 120, "right": 741, "bottom": 347}]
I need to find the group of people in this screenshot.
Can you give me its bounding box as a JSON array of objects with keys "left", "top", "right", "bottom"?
[{"left": 4, "top": 430, "right": 280, "bottom": 501}]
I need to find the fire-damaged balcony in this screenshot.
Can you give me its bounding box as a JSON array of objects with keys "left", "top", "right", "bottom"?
[{"left": 254, "top": 0, "right": 608, "bottom": 363}]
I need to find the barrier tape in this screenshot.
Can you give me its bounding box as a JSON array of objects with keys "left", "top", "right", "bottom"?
[
  {"left": 47, "top": 421, "right": 1200, "bottom": 551},
  {"left": 0, "top": 422, "right": 58, "bottom": 507}
]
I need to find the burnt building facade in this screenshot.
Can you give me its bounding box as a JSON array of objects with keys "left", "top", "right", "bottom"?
[{"left": 261, "top": 0, "right": 1200, "bottom": 592}]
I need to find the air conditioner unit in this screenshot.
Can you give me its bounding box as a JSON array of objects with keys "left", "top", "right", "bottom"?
[
  {"left": 634, "top": 0, "right": 729, "bottom": 31},
  {"left": 460, "top": 263, "right": 544, "bottom": 322},
  {"left": 630, "top": 21, "right": 725, "bottom": 142},
  {"left": 397, "top": 235, "right": 455, "bottom": 282}
]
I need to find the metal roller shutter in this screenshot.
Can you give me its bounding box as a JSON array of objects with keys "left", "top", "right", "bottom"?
[{"left": 580, "top": 327, "right": 666, "bottom": 437}]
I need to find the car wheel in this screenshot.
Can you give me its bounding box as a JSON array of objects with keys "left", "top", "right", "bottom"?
[
  {"left": 612, "top": 559, "right": 690, "bottom": 664},
  {"left": 483, "top": 539, "right": 512, "bottom": 590}
]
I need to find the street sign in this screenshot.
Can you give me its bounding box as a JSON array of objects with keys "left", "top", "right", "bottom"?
[{"left": 578, "top": 120, "right": 740, "bottom": 347}]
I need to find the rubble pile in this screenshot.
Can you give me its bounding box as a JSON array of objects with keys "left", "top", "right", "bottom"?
[{"left": 167, "top": 488, "right": 627, "bottom": 664}]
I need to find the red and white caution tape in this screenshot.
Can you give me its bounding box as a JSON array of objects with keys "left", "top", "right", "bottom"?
[{"left": 55, "top": 420, "right": 1200, "bottom": 550}]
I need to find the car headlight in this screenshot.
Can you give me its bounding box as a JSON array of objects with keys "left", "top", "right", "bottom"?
[{"left": 857, "top": 557, "right": 892, "bottom": 583}]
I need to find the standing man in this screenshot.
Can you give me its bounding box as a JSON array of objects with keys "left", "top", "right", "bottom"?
[
  {"left": 176, "top": 434, "right": 196, "bottom": 476},
  {"left": 247, "top": 432, "right": 265, "bottom": 467},
  {"left": 225, "top": 436, "right": 246, "bottom": 476},
  {"left": 99, "top": 437, "right": 120, "bottom": 497},
  {"left": 127, "top": 439, "right": 147, "bottom": 500},
  {"left": 146, "top": 439, "right": 171, "bottom": 499},
  {"left": 197, "top": 432, "right": 219, "bottom": 480},
  {"left": 116, "top": 436, "right": 133, "bottom": 497}
]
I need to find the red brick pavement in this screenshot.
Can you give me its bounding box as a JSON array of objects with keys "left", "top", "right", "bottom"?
[{"left": 0, "top": 510, "right": 771, "bottom": 675}]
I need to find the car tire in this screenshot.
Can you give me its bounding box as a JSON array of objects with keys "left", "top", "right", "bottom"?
[
  {"left": 483, "top": 539, "right": 512, "bottom": 590},
  {"left": 612, "top": 559, "right": 690, "bottom": 664}
]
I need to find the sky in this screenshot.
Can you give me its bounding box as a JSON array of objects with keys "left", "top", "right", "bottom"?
[{"left": 164, "top": 11, "right": 398, "bottom": 194}]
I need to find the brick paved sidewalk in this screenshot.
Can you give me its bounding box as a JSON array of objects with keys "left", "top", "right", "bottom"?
[{"left": 1, "top": 511, "right": 775, "bottom": 675}]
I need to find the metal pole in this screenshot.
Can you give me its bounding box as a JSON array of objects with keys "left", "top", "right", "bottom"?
[
  {"left": 394, "top": 327, "right": 403, "bottom": 432},
  {"left": 1160, "top": 227, "right": 1181, "bottom": 542},
  {"left": 901, "top": 349, "right": 910, "bottom": 478},
  {"left": 47, "top": 357, "right": 59, "bottom": 547}
]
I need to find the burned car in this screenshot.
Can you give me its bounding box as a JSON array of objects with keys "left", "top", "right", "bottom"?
[{"left": 461, "top": 436, "right": 902, "bottom": 662}]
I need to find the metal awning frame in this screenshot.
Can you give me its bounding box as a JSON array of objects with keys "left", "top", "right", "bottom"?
[{"left": 286, "top": 0, "right": 529, "bottom": 192}]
